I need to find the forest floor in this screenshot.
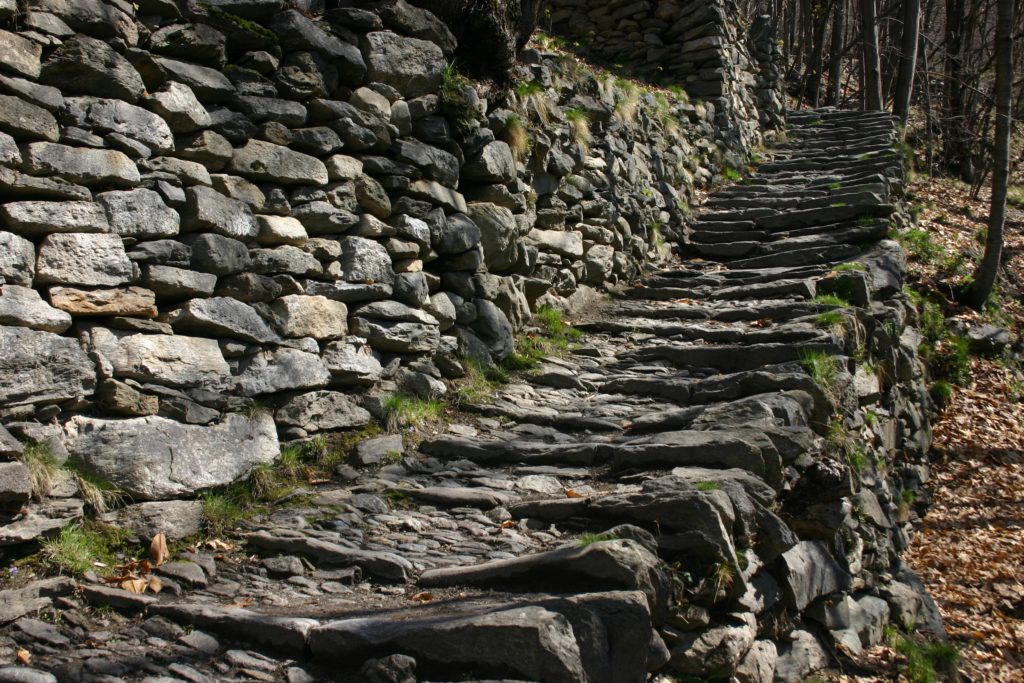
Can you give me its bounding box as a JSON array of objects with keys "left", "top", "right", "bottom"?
[{"left": 835, "top": 175, "right": 1024, "bottom": 682}]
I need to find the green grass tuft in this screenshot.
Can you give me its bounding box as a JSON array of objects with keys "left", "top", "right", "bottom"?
[
  {"left": 382, "top": 393, "right": 444, "bottom": 431},
  {"left": 577, "top": 532, "right": 618, "bottom": 547},
  {"left": 695, "top": 481, "right": 722, "bottom": 491},
  {"left": 41, "top": 522, "right": 127, "bottom": 576}
]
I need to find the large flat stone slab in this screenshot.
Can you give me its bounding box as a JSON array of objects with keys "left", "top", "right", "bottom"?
[{"left": 62, "top": 413, "right": 280, "bottom": 500}]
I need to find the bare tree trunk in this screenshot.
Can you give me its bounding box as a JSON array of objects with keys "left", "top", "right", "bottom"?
[
  {"left": 861, "top": 0, "right": 883, "bottom": 109},
  {"left": 967, "top": 0, "right": 1014, "bottom": 310},
  {"left": 922, "top": 34, "right": 934, "bottom": 175},
  {"left": 892, "top": 0, "right": 921, "bottom": 124},
  {"left": 803, "top": 0, "right": 831, "bottom": 106},
  {"left": 828, "top": 0, "right": 847, "bottom": 105},
  {"left": 944, "top": 0, "right": 972, "bottom": 182}
]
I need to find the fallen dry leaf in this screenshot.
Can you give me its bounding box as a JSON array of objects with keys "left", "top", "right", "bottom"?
[
  {"left": 15, "top": 649, "right": 30, "bottom": 665},
  {"left": 149, "top": 533, "right": 169, "bottom": 566},
  {"left": 565, "top": 489, "right": 584, "bottom": 498},
  {"left": 409, "top": 591, "right": 433, "bottom": 603}
]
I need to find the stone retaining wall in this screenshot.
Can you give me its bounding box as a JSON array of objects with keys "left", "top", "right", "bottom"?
[
  {"left": 0, "top": 0, "right": 772, "bottom": 520},
  {"left": 543, "top": 0, "right": 787, "bottom": 163}
]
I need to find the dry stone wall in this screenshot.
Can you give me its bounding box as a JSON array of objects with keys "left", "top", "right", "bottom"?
[
  {"left": 0, "top": 0, "right": 767, "bottom": 527},
  {"left": 543, "top": 0, "right": 786, "bottom": 163}
]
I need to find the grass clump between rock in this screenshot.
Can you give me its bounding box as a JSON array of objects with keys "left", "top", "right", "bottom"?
[
  {"left": 41, "top": 522, "right": 128, "bottom": 576},
  {"left": 502, "top": 305, "right": 584, "bottom": 372},
  {"left": 576, "top": 532, "right": 618, "bottom": 547},
  {"left": 382, "top": 393, "right": 444, "bottom": 431}
]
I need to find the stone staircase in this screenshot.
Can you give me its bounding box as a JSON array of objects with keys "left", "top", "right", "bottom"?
[{"left": 2, "top": 110, "right": 941, "bottom": 683}]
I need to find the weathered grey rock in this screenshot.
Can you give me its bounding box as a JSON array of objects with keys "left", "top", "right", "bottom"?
[
  {"left": 0, "top": 325, "right": 94, "bottom": 407},
  {"left": 150, "top": 604, "right": 316, "bottom": 658},
  {"left": 25, "top": 0, "right": 135, "bottom": 39},
  {"left": 0, "top": 94, "right": 58, "bottom": 141},
  {"left": 0, "top": 462, "right": 32, "bottom": 508},
  {"left": 463, "top": 141, "right": 516, "bottom": 183},
  {"left": 351, "top": 318, "right": 441, "bottom": 353},
  {"left": 63, "top": 413, "right": 279, "bottom": 500},
  {"left": 256, "top": 215, "right": 307, "bottom": 246},
  {"left": 236, "top": 348, "right": 331, "bottom": 396},
  {"left": 0, "top": 667, "right": 58, "bottom": 683},
  {"left": 275, "top": 391, "right": 371, "bottom": 432},
  {"left": 247, "top": 530, "right": 413, "bottom": 582},
  {"left": 0, "top": 285, "right": 73, "bottom": 332},
  {"left": 272, "top": 10, "right": 366, "bottom": 85},
  {"left": 0, "top": 498, "right": 84, "bottom": 546},
  {"left": 167, "top": 297, "right": 278, "bottom": 344},
  {"left": 177, "top": 130, "right": 233, "bottom": 170},
  {"left": 406, "top": 179, "right": 467, "bottom": 212},
  {"left": 152, "top": 56, "right": 235, "bottom": 103},
  {"left": 337, "top": 236, "right": 395, "bottom": 285},
  {"left": 182, "top": 186, "right": 260, "bottom": 238},
  {"left": 149, "top": 22, "right": 226, "bottom": 68},
  {"left": 0, "top": 200, "right": 109, "bottom": 236},
  {"left": 98, "top": 188, "right": 180, "bottom": 239},
  {"left": 148, "top": 82, "right": 211, "bottom": 133},
  {"left": 773, "top": 629, "right": 829, "bottom": 682},
  {"left": 353, "top": 434, "right": 403, "bottom": 466},
  {"left": 422, "top": 539, "right": 669, "bottom": 618},
  {"left": 0, "top": 232, "right": 35, "bottom": 286},
  {"left": 66, "top": 96, "right": 174, "bottom": 153},
  {"left": 270, "top": 295, "right": 347, "bottom": 339},
  {"left": 230, "top": 140, "right": 329, "bottom": 186},
  {"left": 0, "top": 578, "right": 75, "bottom": 625},
  {"left": 146, "top": 156, "right": 213, "bottom": 186},
  {"left": 310, "top": 605, "right": 586, "bottom": 681},
  {"left": 0, "top": 29, "right": 42, "bottom": 79},
  {"left": 251, "top": 245, "right": 321, "bottom": 277},
  {"left": 23, "top": 142, "right": 140, "bottom": 187},
  {"left": 144, "top": 265, "right": 217, "bottom": 299},
  {"left": 363, "top": 31, "right": 445, "bottom": 98},
  {"left": 735, "top": 640, "right": 777, "bottom": 683},
  {"left": 322, "top": 339, "right": 383, "bottom": 385},
  {"left": 0, "top": 130, "right": 19, "bottom": 164},
  {"left": 40, "top": 35, "right": 144, "bottom": 102},
  {"left": 35, "top": 233, "right": 133, "bottom": 287},
  {"left": 49, "top": 286, "right": 157, "bottom": 317},
  {"left": 189, "top": 233, "right": 251, "bottom": 275},
  {"left": 527, "top": 228, "right": 584, "bottom": 258},
  {"left": 779, "top": 541, "right": 851, "bottom": 611},
  {"left": 468, "top": 203, "right": 518, "bottom": 271},
  {"left": 88, "top": 328, "right": 230, "bottom": 390},
  {"left": 355, "top": 174, "right": 392, "bottom": 219},
  {"left": 326, "top": 154, "right": 363, "bottom": 181}
]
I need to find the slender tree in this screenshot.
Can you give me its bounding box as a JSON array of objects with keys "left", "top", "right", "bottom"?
[
  {"left": 827, "top": 0, "right": 847, "bottom": 105},
  {"left": 892, "top": 0, "right": 921, "bottom": 124},
  {"left": 966, "top": 0, "right": 1015, "bottom": 309},
  {"left": 861, "top": 0, "right": 884, "bottom": 109}
]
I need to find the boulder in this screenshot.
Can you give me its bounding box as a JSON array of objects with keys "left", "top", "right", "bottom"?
[
  {"left": 321, "top": 340, "right": 383, "bottom": 385},
  {"left": 189, "top": 233, "right": 251, "bottom": 275},
  {"left": 309, "top": 605, "right": 586, "bottom": 682},
  {"left": 272, "top": 10, "right": 366, "bottom": 85},
  {"left": 0, "top": 285, "right": 71, "bottom": 333},
  {"left": 362, "top": 31, "right": 445, "bottom": 98},
  {"left": 338, "top": 236, "right": 395, "bottom": 285},
  {"left": 66, "top": 96, "right": 174, "bottom": 153},
  {"left": 230, "top": 139, "right": 329, "bottom": 186},
  {"left": 0, "top": 462, "right": 32, "bottom": 508},
  {"left": 87, "top": 328, "right": 231, "bottom": 390},
  {"left": 0, "top": 29, "right": 42, "bottom": 79},
  {"left": 235, "top": 348, "right": 331, "bottom": 396},
  {"left": 97, "top": 188, "right": 180, "bottom": 239},
  {"left": 35, "top": 233, "right": 133, "bottom": 287},
  {"left": 275, "top": 391, "right": 372, "bottom": 432},
  {"left": 182, "top": 186, "right": 260, "bottom": 239},
  {"left": 149, "top": 23, "right": 226, "bottom": 68},
  {"left": 463, "top": 141, "right": 516, "bottom": 183},
  {"left": 779, "top": 541, "right": 852, "bottom": 611},
  {"left": 0, "top": 325, "right": 95, "bottom": 407},
  {"left": 147, "top": 82, "right": 211, "bottom": 133},
  {"left": 167, "top": 297, "right": 279, "bottom": 344},
  {"left": 420, "top": 539, "right": 669, "bottom": 620},
  {"left": 467, "top": 203, "right": 517, "bottom": 271},
  {"left": 0, "top": 94, "right": 58, "bottom": 141},
  {"left": 143, "top": 265, "right": 217, "bottom": 299},
  {"left": 63, "top": 413, "right": 279, "bottom": 501},
  {"left": 527, "top": 228, "right": 585, "bottom": 258},
  {"left": 0, "top": 232, "right": 35, "bottom": 286},
  {"left": 39, "top": 35, "right": 145, "bottom": 102},
  {"left": 0, "top": 201, "right": 109, "bottom": 236},
  {"left": 23, "top": 142, "right": 140, "bottom": 187},
  {"left": 270, "top": 295, "right": 347, "bottom": 339}
]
